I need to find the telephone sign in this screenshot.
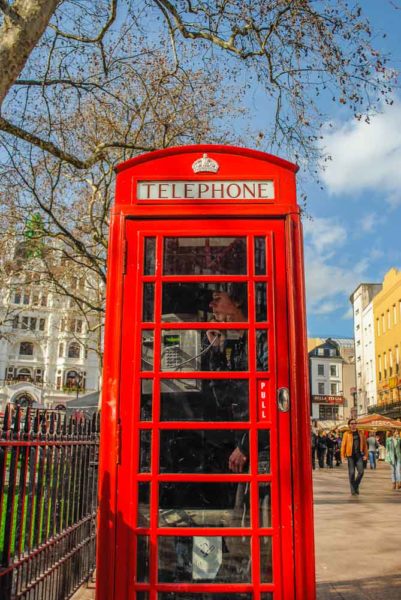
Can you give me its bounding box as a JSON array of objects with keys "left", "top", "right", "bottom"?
[{"left": 98, "top": 145, "right": 315, "bottom": 600}]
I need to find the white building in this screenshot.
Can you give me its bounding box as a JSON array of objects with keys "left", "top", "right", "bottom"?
[
  {"left": 309, "top": 339, "right": 345, "bottom": 422},
  {"left": 0, "top": 243, "right": 102, "bottom": 412},
  {"left": 350, "top": 283, "right": 382, "bottom": 415}
]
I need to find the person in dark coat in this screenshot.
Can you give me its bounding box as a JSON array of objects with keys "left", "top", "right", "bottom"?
[{"left": 317, "top": 432, "right": 328, "bottom": 469}]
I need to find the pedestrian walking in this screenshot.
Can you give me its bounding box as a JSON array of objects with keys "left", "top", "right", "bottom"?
[
  {"left": 340, "top": 418, "right": 368, "bottom": 495},
  {"left": 334, "top": 432, "right": 342, "bottom": 466},
  {"left": 311, "top": 429, "right": 317, "bottom": 470},
  {"left": 317, "top": 432, "right": 328, "bottom": 469},
  {"left": 385, "top": 430, "right": 401, "bottom": 490},
  {"left": 326, "top": 432, "right": 335, "bottom": 468},
  {"left": 366, "top": 431, "right": 378, "bottom": 469}
]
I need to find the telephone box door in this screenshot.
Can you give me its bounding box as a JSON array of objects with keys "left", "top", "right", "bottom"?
[{"left": 116, "top": 217, "right": 294, "bottom": 600}]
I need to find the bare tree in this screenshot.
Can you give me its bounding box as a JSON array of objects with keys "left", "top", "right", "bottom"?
[{"left": 0, "top": 1, "right": 396, "bottom": 169}]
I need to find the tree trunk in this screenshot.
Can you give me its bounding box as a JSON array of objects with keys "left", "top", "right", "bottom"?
[{"left": 0, "top": 0, "right": 59, "bottom": 106}]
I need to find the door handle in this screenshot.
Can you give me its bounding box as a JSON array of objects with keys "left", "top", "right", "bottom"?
[{"left": 277, "top": 387, "right": 290, "bottom": 412}]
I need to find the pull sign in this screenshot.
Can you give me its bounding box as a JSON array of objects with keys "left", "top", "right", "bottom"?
[
  {"left": 258, "top": 380, "right": 269, "bottom": 421},
  {"left": 277, "top": 387, "right": 290, "bottom": 412}
]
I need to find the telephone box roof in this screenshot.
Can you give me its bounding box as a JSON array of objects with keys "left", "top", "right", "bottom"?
[{"left": 115, "top": 144, "right": 299, "bottom": 174}]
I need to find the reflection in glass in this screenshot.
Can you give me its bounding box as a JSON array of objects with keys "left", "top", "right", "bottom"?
[
  {"left": 161, "top": 330, "right": 248, "bottom": 372},
  {"left": 159, "top": 430, "right": 249, "bottom": 474},
  {"left": 140, "top": 380, "right": 152, "bottom": 421},
  {"left": 259, "top": 482, "right": 271, "bottom": 528},
  {"left": 137, "top": 594, "right": 149, "bottom": 600},
  {"left": 255, "top": 282, "right": 267, "bottom": 322},
  {"left": 260, "top": 536, "right": 273, "bottom": 582},
  {"left": 143, "top": 283, "right": 154, "bottom": 322},
  {"left": 138, "top": 482, "right": 150, "bottom": 527},
  {"left": 139, "top": 430, "right": 151, "bottom": 472},
  {"left": 137, "top": 535, "right": 150, "bottom": 582},
  {"left": 254, "top": 237, "right": 266, "bottom": 275},
  {"left": 256, "top": 330, "right": 268, "bottom": 371},
  {"left": 160, "top": 379, "right": 249, "bottom": 422},
  {"left": 159, "top": 595, "right": 252, "bottom": 600},
  {"left": 159, "top": 482, "right": 250, "bottom": 528},
  {"left": 260, "top": 594, "right": 273, "bottom": 600},
  {"left": 142, "top": 331, "right": 154, "bottom": 371},
  {"left": 258, "top": 431, "right": 270, "bottom": 474},
  {"left": 158, "top": 536, "right": 251, "bottom": 583},
  {"left": 144, "top": 237, "right": 156, "bottom": 275},
  {"left": 162, "top": 282, "right": 248, "bottom": 323},
  {"left": 163, "top": 237, "right": 247, "bottom": 275}
]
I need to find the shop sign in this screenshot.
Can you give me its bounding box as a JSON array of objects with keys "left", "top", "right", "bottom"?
[{"left": 311, "top": 395, "right": 345, "bottom": 405}]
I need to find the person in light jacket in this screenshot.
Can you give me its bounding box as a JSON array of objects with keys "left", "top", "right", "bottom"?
[
  {"left": 341, "top": 419, "right": 368, "bottom": 495},
  {"left": 385, "top": 430, "right": 401, "bottom": 490}
]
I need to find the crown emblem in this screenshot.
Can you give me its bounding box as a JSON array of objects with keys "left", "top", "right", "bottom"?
[{"left": 192, "top": 153, "right": 219, "bottom": 173}]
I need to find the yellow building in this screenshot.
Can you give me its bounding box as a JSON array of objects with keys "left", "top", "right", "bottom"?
[{"left": 374, "top": 268, "right": 401, "bottom": 409}]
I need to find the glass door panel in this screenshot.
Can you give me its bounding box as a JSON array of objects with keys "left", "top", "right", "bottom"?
[{"left": 120, "top": 220, "right": 289, "bottom": 600}]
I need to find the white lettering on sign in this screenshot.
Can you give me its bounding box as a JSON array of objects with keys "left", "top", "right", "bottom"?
[
  {"left": 258, "top": 380, "right": 269, "bottom": 421},
  {"left": 137, "top": 180, "right": 275, "bottom": 200}
]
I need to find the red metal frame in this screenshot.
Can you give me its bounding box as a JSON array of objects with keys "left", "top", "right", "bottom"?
[{"left": 97, "top": 145, "right": 315, "bottom": 600}]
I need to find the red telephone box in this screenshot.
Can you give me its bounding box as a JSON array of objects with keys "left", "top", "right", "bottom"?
[{"left": 97, "top": 145, "right": 315, "bottom": 600}]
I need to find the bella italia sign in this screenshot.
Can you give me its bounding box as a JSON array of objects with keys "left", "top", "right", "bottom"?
[{"left": 137, "top": 180, "right": 275, "bottom": 200}]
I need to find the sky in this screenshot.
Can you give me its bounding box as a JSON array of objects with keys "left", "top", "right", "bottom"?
[{"left": 299, "top": 1, "right": 401, "bottom": 338}]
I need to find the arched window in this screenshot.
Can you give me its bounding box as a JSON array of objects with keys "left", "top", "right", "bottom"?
[
  {"left": 65, "top": 370, "right": 80, "bottom": 388},
  {"left": 17, "top": 368, "right": 32, "bottom": 382},
  {"left": 19, "top": 342, "right": 34, "bottom": 356},
  {"left": 68, "top": 342, "right": 80, "bottom": 359}
]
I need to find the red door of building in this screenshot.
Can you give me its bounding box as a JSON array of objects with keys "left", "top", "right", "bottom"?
[{"left": 98, "top": 145, "right": 315, "bottom": 600}]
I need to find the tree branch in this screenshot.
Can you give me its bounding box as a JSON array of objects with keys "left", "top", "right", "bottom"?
[{"left": 50, "top": 0, "right": 118, "bottom": 44}]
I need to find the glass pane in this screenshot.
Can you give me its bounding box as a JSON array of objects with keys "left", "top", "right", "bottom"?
[
  {"left": 159, "top": 430, "right": 249, "bottom": 474},
  {"left": 255, "top": 283, "right": 267, "bottom": 322},
  {"left": 164, "top": 237, "right": 247, "bottom": 275},
  {"left": 137, "top": 535, "right": 150, "bottom": 582},
  {"left": 162, "top": 282, "right": 248, "bottom": 323},
  {"left": 144, "top": 237, "right": 156, "bottom": 275},
  {"left": 160, "top": 379, "right": 249, "bottom": 422},
  {"left": 140, "top": 380, "right": 152, "bottom": 421},
  {"left": 139, "top": 430, "right": 151, "bottom": 472},
  {"left": 259, "top": 482, "right": 271, "bottom": 528},
  {"left": 254, "top": 237, "right": 266, "bottom": 275},
  {"left": 142, "top": 331, "right": 154, "bottom": 371},
  {"left": 260, "top": 536, "right": 273, "bottom": 582},
  {"left": 256, "top": 331, "right": 268, "bottom": 371},
  {"left": 261, "top": 595, "right": 273, "bottom": 600},
  {"left": 161, "top": 330, "right": 248, "bottom": 372},
  {"left": 159, "top": 482, "right": 250, "bottom": 528},
  {"left": 136, "top": 594, "right": 149, "bottom": 600},
  {"left": 158, "top": 536, "right": 251, "bottom": 583},
  {"left": 258, "top": 431, "right": 270, "bottom": 474},
  {"left": 143, "top": 283, "right": 154, "bottom": 322},
  {"left": 159, "top": 595, "right": 252, "bottom": 600},
  {"left": 138, "top": 482, "right": 150, "bottom": 527}
]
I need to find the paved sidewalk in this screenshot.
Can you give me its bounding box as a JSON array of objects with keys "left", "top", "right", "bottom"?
[
  {"left": 71, "top": 461, "right": 401, "bottom": 599},
  {"left": 314, "top": 460, "right": 401, "bottom": 599}
]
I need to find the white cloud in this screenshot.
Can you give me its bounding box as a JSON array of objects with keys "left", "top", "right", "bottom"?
[
  {"left": 303, "top": 217, "right": 368, "bottom": 317},
  {"left": 320, "top": 99, "right": 401, "bottom": 203}
]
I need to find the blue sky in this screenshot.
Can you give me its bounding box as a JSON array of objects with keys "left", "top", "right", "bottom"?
[{"left": 300, "top": 1, "right": 401, "bottom": 338}]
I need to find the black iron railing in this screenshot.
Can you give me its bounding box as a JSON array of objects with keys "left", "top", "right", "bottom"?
[{"left": 0, "top": 404, "right": 99, "bottom": 600}]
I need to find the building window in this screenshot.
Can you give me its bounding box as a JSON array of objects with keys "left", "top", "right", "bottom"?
[
  {"left": 39, "top": 318, "right": 45, "bottom": 331},
  {"left": 318, "top": 382, "right": 325, "bottom": 395},
  {"left": 41, "top": 294, "right": 48, "bottom": 307},
  {"left": 17, "top": 368, "right": 32, "bottom": 382},
  {"left": 12, "top": 315, "right": 19, "bottom": 329},
  {"left": 23, "top": 292, "right": 30, "bottom": 305},
  {"left": 317, "top": 364, "right": 324, "bottom": 376},
  {"left": 21, "top": 316, "right": 29, "bottom": 330},
  {"left": 317, "top": 348, "right": 324, "bottom": 356},
  {"left": 330, "top": 365, "right": 337, "bottom": 377},
  {"left": 329, "top": 349, "right": 336, "bottom": 357},
  {"left": 29, "top": 318, "right": 37, "bottom": 331},
  {"left": 319, "top": 405, "right": 339, "bottom": 420},
  {"left": 13, "top": 290, "right": 21, "bottom": 304},
  {"left": 19, "top": 342, "right": 34, "bottom": 356},
  {"left": 68, "top": 342, "right": 81, "bottom": 359},
  {"left": 330, "top": 383, "right": 338, "bottom": 395},
  {"left": 58, "top": 343, "right": 64, "bottom": 358}
]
